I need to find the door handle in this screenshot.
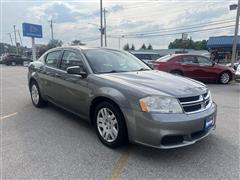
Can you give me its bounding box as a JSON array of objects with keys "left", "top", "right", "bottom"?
[{"left": 55, "top": 73, "right": 62, "bottom": 78}]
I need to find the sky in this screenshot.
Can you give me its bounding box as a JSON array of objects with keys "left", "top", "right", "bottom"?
[{"left": 0, "top": 0, "right": 238, "bottom": 49}]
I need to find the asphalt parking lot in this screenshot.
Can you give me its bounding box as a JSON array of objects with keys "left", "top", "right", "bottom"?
[{"left": 0, "top": 65, "right": 239, "bottom": 179}]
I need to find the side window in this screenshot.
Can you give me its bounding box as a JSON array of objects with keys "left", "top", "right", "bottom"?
[
  {"left": 60, "top": 50, "right": 83, "bottom": 71},
  {"left": 134, "top": 54, "right": 143, "bottom": 59},
  {"left": 45, "top": 51, "right": 62, "bottom": 68},
  {"left": 181, "top": 56, "right": 198, "bottom": 64},
  {"left": 197, "top": 56, "right": 212, "bottom": 65}
]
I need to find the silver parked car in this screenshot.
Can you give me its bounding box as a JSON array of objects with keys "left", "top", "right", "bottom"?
[{"left": 28, "top": 46, "right": 217, "bottom": 149}]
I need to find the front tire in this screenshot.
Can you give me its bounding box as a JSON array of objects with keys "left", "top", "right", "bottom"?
[
  {"left": 94, "top": 102, "right": 128, "bottom": 148},
  {"left": 30, "top": 81, "right": 47, "bottom": 107},
  {"left": 11, "top": 61, "right": 16, "bottom": 66},
  {"left": 219, "top": 71, "right": 231, "bottom": 84}
]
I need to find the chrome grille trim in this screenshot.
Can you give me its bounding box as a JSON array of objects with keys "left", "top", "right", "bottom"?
[{"left": 178, "top": 91, "right": 212, "bottom": 114}]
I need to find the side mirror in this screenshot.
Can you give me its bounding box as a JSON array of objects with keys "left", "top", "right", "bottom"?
[{"left": 66, "top": 66, "right": 87, "bottom": 78}]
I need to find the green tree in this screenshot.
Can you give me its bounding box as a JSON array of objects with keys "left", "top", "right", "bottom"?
[
  {"left": 123, "top": 43, "right": 130, "bottom": 50},
  {"left": 168, "top": 38, "right": 207, "bottom": 50},
  {"left": 71, "top": 40, "right": 86, "bottom": 46},
  {"left": 47, "top": 39, "right": 63, "bottom": 49},
  {"left": 147, "top": 44, "right": 153, "bottom": 50},
  {"left": 130, "top": 44, "right": 135, "bottom": 50},
  {"left": 140, "top": 43, "right": 146, "bottom": 50}
]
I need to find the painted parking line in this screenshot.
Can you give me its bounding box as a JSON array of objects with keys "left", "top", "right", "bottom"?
[
  {"left": 0, "top": 112, "right": 18, "bottom": 120},
  {"left": 108, "top": 147, "right": 131, "bottom": 180}
]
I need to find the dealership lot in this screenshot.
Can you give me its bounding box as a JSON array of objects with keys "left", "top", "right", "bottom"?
[{"left": 1, "top": 65, "right": 239, "bottom": 179}]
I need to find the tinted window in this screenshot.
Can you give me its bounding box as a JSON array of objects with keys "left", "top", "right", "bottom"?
[
  {"left": 83, "top": 49, "right": 150, "bottom": 73},
  {"left": 181, "top": 56, "right": 198, "bottom": 64},
  {"left": 60, "top": 51, "right": 83, "bottom": 70},
  {"left": 197, "top": 56, "right": 212, "bottom": 65},
  {"left": 134, "top": 54, "right": 151, "bottom": 60},
  {"left": 150, "top": 54, "right": 160, "bottom": 60},
  {"left": 45, "top": 51, "right": 62, "bottom": 68}
]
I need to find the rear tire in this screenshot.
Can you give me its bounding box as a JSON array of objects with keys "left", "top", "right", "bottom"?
[
  {"left": 30, "top": 81, "right": 48, "bottom": 107},
  {"left": 219, "top": 71, "right": 231, "bottom": 84},
  {"left": 93, "top": 102, "right": 128, "bottom": 148}
]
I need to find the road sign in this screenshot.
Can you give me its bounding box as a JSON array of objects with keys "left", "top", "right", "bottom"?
[{"left": 22, "top": 23, "right": 42, "bottom": 38}]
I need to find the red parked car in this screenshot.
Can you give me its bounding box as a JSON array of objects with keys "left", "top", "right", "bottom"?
[{"left": 153, "top": 54, "right": 235, "bottom": 84}]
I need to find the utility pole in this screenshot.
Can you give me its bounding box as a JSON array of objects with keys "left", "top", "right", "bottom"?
[
  {"left": 100, "top": 0, "right": 103, "bottom": 47},
  {"left": 8, "top": 33, "right": 13, "bottom": 45},
  {"left": 103, "top": 8, "right": 107, "bottom": 47},
  {"left": 49, "top": 19, "right": 54, "bottom": 40},
  {"left": 17, "top": 30, "right": 23, "bottom": 46},
  {"left": 230, "top": 0, "right": 240, "bottom": 67},
  {"left": 13, "top": 25, "right": 19, "bottom": 54},
  {"left": 118, "top": 35, "right": 124, "bottom": 49}
]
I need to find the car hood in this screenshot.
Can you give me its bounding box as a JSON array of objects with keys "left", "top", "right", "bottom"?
[{"left": 97, "top": 70, "right": 207, "bottom": 97}]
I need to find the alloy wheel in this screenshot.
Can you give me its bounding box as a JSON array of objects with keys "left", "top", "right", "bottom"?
[
  {"left": 31, "top": 84, "right": 39, "bottom": 105},
  {"left": 220, "top": 72, "right": 230, "bottom": 84},
  {"left": 97, "top": 108, "right": 119, "bottom": 143}
]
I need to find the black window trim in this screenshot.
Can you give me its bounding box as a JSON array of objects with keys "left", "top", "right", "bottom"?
[
  {"left": 44, "top": 50, "right": 63, "bottom": 69},
  {"left": 59, "top": 49, "right": 89, "bottom": 74}
]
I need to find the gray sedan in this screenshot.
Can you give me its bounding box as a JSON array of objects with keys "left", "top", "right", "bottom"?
[{"left": 28, "top": 46, "right": 217, "bottom": 149}]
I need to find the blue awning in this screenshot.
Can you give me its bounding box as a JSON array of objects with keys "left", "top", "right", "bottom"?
[{"left": 207, "top": 36, "right": 240, "bottom": 49}]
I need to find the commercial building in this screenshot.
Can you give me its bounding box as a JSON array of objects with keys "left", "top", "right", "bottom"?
[{"left": 207, "top": 36, "right": 240, "bottom": 63}]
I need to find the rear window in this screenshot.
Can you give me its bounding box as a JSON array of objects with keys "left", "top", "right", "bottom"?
[{"left": 156, "top": 55, "right": 173, "bottom": 62}]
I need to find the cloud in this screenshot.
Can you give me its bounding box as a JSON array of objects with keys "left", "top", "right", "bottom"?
[{"left": 29, "top": 2, "right": 84, "bottom": 23}]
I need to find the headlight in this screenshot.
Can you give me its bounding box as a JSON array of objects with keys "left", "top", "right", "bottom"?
[{"left": 139, "top": 96, "right": 183, "bottom": 113}]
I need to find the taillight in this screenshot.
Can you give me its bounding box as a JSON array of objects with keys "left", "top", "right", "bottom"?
[{"left": 153, "top": 62, "right": 165, "bottom": 70}]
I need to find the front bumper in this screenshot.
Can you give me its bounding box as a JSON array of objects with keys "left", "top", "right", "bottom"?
[
  {"left": 235, "top": 72, "right": 240, "bottom": 82},
  {"left": 124, "top": 102, "right": 217, "bottom": 149}
]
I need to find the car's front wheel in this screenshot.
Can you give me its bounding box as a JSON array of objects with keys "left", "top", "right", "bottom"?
[
  {"left": 219, "top": 71, "right": 231, "bottom": 84},
  {"left": 30, "top": 81, "right": 47, "bottom": 107},
  {"left": 94, "top": 102, "right": 128, "bottom": 148},
  {"left": 11, "top": 61, "right": 16, "bottom": 66}
]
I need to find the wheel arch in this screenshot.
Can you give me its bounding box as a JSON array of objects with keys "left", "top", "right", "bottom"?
[
  {"left": 170, "top": 69, "right": 184, "bottom": 75},
  {"left": 219, "top": 70, "right": 233, "bottom": 82},
  {"left": 90, "top": 96, "right": 125, "bottom": 124}
]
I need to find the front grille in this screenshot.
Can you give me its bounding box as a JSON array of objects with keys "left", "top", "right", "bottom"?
[
  {"left": 178, "top": 91, "right": 211, "bottom": 113},
  {"left": 161, "top": 135, "right": 184, "bottom": 146}
]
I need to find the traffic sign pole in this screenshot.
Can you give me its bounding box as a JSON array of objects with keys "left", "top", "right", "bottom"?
[{"left": 31, "top": 37, "right": 36, "bottom": 61}]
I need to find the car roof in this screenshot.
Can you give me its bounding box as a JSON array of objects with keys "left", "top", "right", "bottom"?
[
  {"left": 49, "top": 46, "right": 122, "bottom": 52},
  {"left": 130, "top": 51, "right": 159, "bottom": 55}
]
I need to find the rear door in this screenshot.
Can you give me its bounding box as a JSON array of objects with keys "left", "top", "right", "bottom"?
[
  {"left": 196, "top": 56, "right": 217, "bottom": 81},
  {"left": 42, "top": 50, "right": 63, "bottom": 102}
]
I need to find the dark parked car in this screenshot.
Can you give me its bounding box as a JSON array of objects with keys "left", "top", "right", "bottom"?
[
  {"left": 2, "top": 54, "right": 32, "bottom": 66},
  {"left": 28, "top": 47, "right": 217, "bottom": 149},
  {"left": 153, "top": 54, "right": 235, "bottom": 84},
  {"left": 130, "top": 51, "right": 161, "bottom": 65}
]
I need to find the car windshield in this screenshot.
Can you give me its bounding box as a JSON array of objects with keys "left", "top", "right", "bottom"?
[{"left": 83, "top": 49, "right": 151, "bottom": 74}]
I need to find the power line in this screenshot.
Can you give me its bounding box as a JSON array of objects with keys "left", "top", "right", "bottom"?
[
  {"left": 126, "top": 24, "right": 236, "bottom": 38},
  {"left": 121, "top": 19, "right": 235, "bottom": 37}
]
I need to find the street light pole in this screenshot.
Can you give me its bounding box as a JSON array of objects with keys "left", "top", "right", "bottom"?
[
  {"left": 49, "top": 19, "right": 54, "bottom": 40},
  {"left": 231, "top": 0, "right": 240, "bottom": 67},
  {"left": 100, "top": 0, "right": 103, "bottom": 47},
  {"left": 103, "top": 8, "right": 107, "bottom": 47},
  {"left": 13, "top": 25, "right": 19, "bottom": 55}
]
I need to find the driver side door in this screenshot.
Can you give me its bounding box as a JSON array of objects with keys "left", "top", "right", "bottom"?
[
  {"left": 196, "top": 56, "right": 216, "bottom": 81},
  {"left": 56, "top": 50, "right": 90, "bottom": 118}
]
